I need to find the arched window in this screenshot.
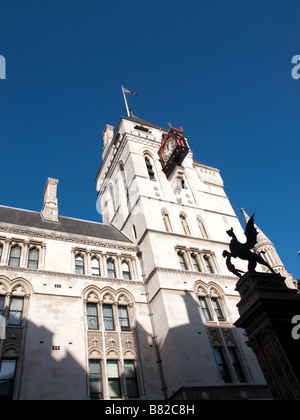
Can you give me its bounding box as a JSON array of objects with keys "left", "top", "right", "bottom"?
[
  {"left": 107, "top": 258, "right": 116, "bottom": 279},
  {"left": 91, "top": 257, "right": 100, "bottom": 276},
  {"left": 203, "top": 255, "right": 214, "bottom": 273},
  {"left": 118, "top": 305, "right": 130, "bottom": 331},
  {"left": 198, "top": 296, "right": 213, "bottom": 321},
  {"left": 145, "top": 156, "right": 155, "bottom": 181},
  {"left": 197, "top": 216, "right": 208, "bottom": 239},
  {"left": 27, "top": 247, "right": 39, "bottom": 269},
  {"left": 191, "top": 254, "right": 201, "bottom": 272},
  {"left": 109, "top": 183, "right": 116, "bottom": 214},
  {"left": 227, "top": 347, "right": 246, "bottom": 383},
  {"left": 86, "top": 302, "right": 99, "bottom": 330},
  {"left": 211, "top": 297, "right": 225, "bottom": 322},
  {"left": 124, "top": 360, "right": 139, "bottom": 398},
  {"left": 162, "top": 209, "right": 172, "bottom": 232},
  {"left": 119, "top": 161, "right": 130, "bottom": 212},
  {"left": 213, "top": 347, "right": 233, "bottom": 383},
  {"left": 122, "top": 261, "right": 131, "bottom": 280},
  {"left": 180, "top": 213, "right": 191, "bottom": 236},
  {"left": 8, "top": 296, "right": 24, "bottom": 326},
  {"left": 103, "top": 304, "right": 115, "bottom": 330},
  {"left": 9, "top": 246, "right": 21, "bottom": 267},
  {"left": 181, "top": 178, "right": 187, "bottom": 189},
  {"left": 75, "top": 254, "right": 85, "bottom": 275},
  {"left": 88, "top": 359, "right": 103, "bottom": 400},
  {"left": 0, "top": 359, "right": 17, "bottom": 399},
  {"left": 177, "top": 251, "right": 188, "bottom": 270}
]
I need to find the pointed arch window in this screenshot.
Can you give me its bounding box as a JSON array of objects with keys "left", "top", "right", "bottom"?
[
  {"left": 27, "top": 247, "right": 39, "bottom": 269},
  {"left": 107, "top": 360, "right": 121, "bottom": 398},
  {"left": 227, "top": 347, "right": 246, "bottom": 383},
  {"left": 180, "top": 213, "right": 191, "bottom": 236},
  {"left": 197, "top": 216, "right": 208, "bottom": 239},
  {"left": 124, "top": 360, "right": 139, "bottom": 398},
  {"left": 203, "top": 255, "right": 214, "bottom": 273},
  {"left": 109, "top": 183, "right": 116, "bottom": 214},
  {"left": 75, "top": 254, "right": 85, "bottom": 275},
  {"left": 177, "top": 251, "right": 188, "bottom": 270},
  {"left": 103, "top": 304, "right": 114, "bottom": 331},
  {"left": 211, "top": 297, "right": 226, "bottom": 322},
  {"left": 8, "top": 245, "right": 21, "bottom": 267},
  {"left": 122, "top": 260, "right": 131, "bottom": 280},
  {"left": 0, "top": 359, "right": 17, "bottom": 400},
  {"left": 86, "top": 302, "right": 99, "bottom": 330},
  {"left": 119, "top": 161, "right": 130, "bottom": 212},
  {"left": 8, "top": 297, "right": 24, "bottom": 326},
  {"left": 145, "top": 156, "right": 155, "bottom": 181},
  {"left": 162, "top": 209, "right": 172, "bottom": 232},
  {"left": 213, "top": 347, "right": 232, "bottom": 383},
  {"left": 88, "top": 359, "right": 103, "bottom": 400},
  {"left": 198, "top": 297, "right": 213, "bottom": 321},
  {"left": 191, "top": 253, "right": 201, "bottom": 272},
  {"left": 118, "top": 305, "right": 130, "bottom": 331}
]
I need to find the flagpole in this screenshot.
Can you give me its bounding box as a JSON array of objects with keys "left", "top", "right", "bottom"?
[{"left": 121, "top": 85, "right": 130, "bottom": 117}]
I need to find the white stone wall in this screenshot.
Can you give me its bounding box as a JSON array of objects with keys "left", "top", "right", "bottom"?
[{"left": 95, "top": 117, "right": 268, "bottom": 399}]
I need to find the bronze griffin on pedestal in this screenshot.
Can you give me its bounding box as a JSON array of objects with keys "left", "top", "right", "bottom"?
[{"left": 222, "top": 214, "right": 276, "bottom": 278}]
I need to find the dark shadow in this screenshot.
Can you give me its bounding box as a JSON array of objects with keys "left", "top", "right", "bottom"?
[
  {"left": 1, "top": 320, "right": 87, "bottom": 400},
  {"left": 143, "top": 288, "right": 271, "bottom": 400}
]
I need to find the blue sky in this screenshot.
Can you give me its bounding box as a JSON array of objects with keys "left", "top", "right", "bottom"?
[{"left": 0, "top": 0, "right": 299, "bottom": 279}]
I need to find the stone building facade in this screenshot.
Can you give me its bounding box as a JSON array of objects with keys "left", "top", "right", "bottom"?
[{"left": 0, "top": 115, "right": 293, "bottom": 400}]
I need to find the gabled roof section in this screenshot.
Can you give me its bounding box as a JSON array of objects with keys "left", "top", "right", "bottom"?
[{"left": 0, "top": 205, "right": 131, "bottom": 243}]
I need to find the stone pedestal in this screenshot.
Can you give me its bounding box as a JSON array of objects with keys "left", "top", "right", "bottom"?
[{"left": 234, "top": 272, "right": 300, "bottom": 400}]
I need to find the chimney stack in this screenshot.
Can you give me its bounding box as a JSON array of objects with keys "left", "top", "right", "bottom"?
[{"left": 41, "top": 178, "right": 59, "bottom": 222}]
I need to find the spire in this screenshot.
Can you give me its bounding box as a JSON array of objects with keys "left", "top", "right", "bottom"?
[
  {"left": 241, "top": 208, "right": 272, "bottom": 247},
  {"left": 241, "top": 208, "right": 250, "bottom": 223}
]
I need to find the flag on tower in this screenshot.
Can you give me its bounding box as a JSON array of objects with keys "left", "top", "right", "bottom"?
[
  {"left": 123, "top": 87, "right": 139, "bottom": 96},
  {"left": 121, "top": 86, "right": 139, "bottom": 117}
]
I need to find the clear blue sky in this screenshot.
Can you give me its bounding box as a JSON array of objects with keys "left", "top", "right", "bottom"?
[{"left": 0, "top": 0, "right": 299, "bottom": 279}]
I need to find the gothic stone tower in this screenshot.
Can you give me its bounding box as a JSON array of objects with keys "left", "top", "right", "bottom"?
[{"left": 95, "top": 115, "right": 271, "bottom": 400}]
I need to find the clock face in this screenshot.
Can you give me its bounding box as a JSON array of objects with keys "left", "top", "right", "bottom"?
[{"left": 162, "top": 137, "right": 176, "bottom": 162}]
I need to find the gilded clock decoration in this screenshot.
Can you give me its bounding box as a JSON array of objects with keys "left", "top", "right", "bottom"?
[{"left": 162, "top": 137, "right": 176, "bottom": 162}]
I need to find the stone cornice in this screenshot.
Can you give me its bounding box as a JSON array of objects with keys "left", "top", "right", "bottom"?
[
  {"left": 145, "top": 266, "right": 237, "bottom": 284},
  {"left": 0, "top": 223, "right": 138, "bottom": 252},
  {"left": 1, "top": 265, "right": 144, "bottom": 286}
]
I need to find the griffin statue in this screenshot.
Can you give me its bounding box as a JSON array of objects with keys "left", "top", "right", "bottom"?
[{"left": 222, "top": 214, "right": 276, "bottom": 278}]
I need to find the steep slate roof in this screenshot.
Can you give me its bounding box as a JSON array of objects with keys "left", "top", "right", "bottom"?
[{"left": 0, "top": 205, "right": 131, "bottom": 243}]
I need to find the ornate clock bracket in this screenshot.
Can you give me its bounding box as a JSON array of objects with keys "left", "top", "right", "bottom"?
[{"left": 158, "top": 125, "right": 189, "bottom": 179}]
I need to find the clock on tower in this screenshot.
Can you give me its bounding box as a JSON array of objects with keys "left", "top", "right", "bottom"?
[{"left": 158, "top": 125, "right": 189, "bottom": 178}]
